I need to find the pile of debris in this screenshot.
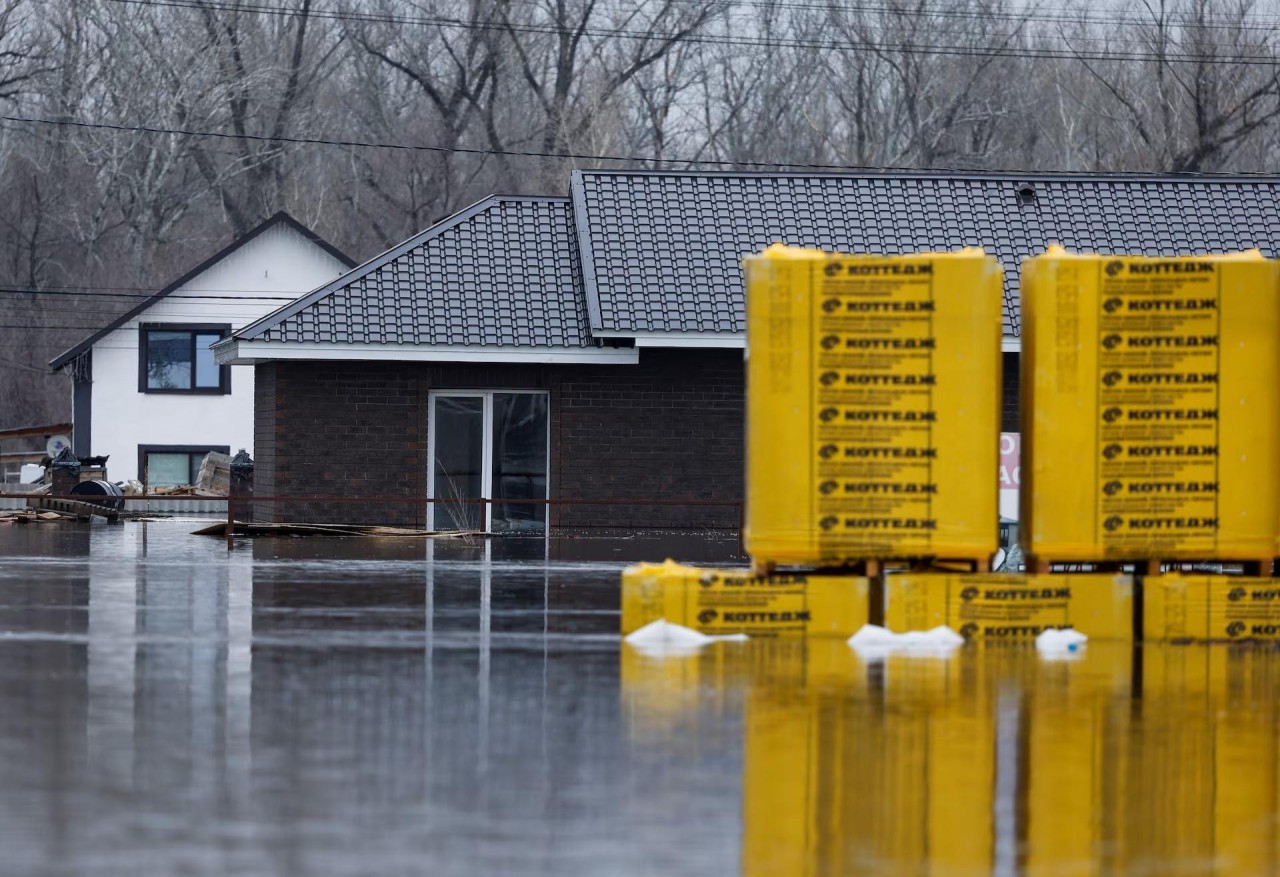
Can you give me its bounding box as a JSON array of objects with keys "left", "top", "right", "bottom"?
[
  {"left": 136, "top": 451, "right": 232, "bottom": 496},
  {"left": 0, "top": 509, "right": 72, "bottom": 524},
  {"left": 144, "top": 485, "right": 227, "bottom": 497}
]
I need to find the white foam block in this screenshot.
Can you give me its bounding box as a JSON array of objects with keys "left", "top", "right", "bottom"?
[
  {"left": 847, "top": 624, "right": 964, "bottom": 659},
  {"left": 1036, "top": 628, "right": 1088, "bottom": 657},
  {"left": 623, "top": 619, "right": 748, "bottom": 656}
]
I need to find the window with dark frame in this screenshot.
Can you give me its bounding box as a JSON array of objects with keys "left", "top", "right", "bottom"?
[
  {"left": 138, "top": 445, "right": 230, "bottom": 489},
  {"left": 138, "top": 324, "right": 230, "bottom": 393}
]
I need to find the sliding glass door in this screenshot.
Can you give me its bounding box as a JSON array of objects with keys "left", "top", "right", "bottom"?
[{"left": 429, "top": 391, "right": 549, "bottom": 532}]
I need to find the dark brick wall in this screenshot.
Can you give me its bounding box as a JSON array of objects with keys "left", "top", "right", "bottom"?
[
  {"left": 552, "top": 349, "right": 744, "bottom": 529},
  {"left": 253, "top": 363, "right": 277, "bottom": 520},
  {"left": 1002, "top": 351, "right": 1020, "bottom": 433},
  {"left": 253, "top": 349, "right": 745, "bottom": 529},
  {"left": 255, "top": 361, "right": 427, "bottom": 526}
]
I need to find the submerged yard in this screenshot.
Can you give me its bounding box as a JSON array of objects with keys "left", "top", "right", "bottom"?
[{"left": 1, "top": 521, "right": 1276, "bottom": 875}]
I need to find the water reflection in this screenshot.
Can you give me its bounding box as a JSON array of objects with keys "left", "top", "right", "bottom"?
[
  {"left": 623, "top": 640, "right": 1280, "bottom": 876},
  {"left": 2, "top": 521, "right": 1278, "bottom": 875}
]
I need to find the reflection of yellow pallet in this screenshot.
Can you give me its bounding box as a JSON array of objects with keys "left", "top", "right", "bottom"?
[
  {"left": 621, "top": 560, "right": 868, "bottom": 637},
  {"left": 739, "top": 640, "right": 1280, "bottom": 876},
  {"left": 885, "top": 572, "right": 1134, "bottom": 640}
]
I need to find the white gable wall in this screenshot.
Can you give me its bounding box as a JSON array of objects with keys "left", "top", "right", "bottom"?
[{"left": 88, "top": 223, "right": 348, "bottom": 481}]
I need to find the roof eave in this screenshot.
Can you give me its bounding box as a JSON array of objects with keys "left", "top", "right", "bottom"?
[
  {"left": 589, "top": 330, "right": 1021, "bottom": 352},
  {"left": 216, "top": 339, "right": 639, "bottom": 366}
]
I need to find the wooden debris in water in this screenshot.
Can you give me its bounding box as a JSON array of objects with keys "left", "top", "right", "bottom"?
[
  {"left": 0, "top": 508, "right": 75, "bottom": 524},
  {"left": 191, "top": 520, "right": 485, "bottom": 538},
  {"left": 147, "top": 485, "right": 226, "bottom": 497},
  {"left": 27, "top": 497, "right": 120, "bottom": 522}
]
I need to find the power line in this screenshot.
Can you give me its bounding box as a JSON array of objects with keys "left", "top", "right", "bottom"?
[
  {"left": 0, "top": 324, "right": 128, "bottom": 330},
  {"left": 100, "top": 0, "right": 1280, "bottom": 65},
  {"left": 0, "top": 113, "right": 901, "bottom": 170},
  {"left": 0, "top": 353, "right": 52, "bottom": 374},
  {"left": 10, "top": 114, "right": 1280, "bottom": 177},
  {"left": 106, "top": 0, "right": 1280, "bottom": 32},
  {"left": 0, "top": 287, "right": 300, "bottom": 299},
  {"left": 723, "top": 0, "right": 1280, "bottom": 32}
]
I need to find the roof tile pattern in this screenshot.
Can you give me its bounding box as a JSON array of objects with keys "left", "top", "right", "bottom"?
[
  {"left": 245, "top": 197, "right": 592, "bottom": 347},
  {"left": 573, "top": 173, "right": 1280, "bottom": 337}
]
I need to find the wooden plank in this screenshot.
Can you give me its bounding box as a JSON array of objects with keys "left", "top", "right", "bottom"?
[
  {"left": 31, "top": 497, "right": 118, "bottom": 521},
  {"left": 192, "top": 521, "right": 484, "bottom": 538}
]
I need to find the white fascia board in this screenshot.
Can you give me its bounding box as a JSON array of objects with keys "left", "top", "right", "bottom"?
[
  {"left": 593, "top": 331, "right": 1020, "bottom": 352},
  {"left": 593, "top": 330, "right": 745, "bottom": 349},
  {"left": 216, "top": 340, "right": 640, "bottom": 366}
]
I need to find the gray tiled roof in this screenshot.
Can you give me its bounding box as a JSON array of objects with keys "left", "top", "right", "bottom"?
[
  {"left": 236, "top": 196, "right": 593, "bottom": 347},
  {"left": 571, "top": 171, "right": 1280, "bottom": 337}
]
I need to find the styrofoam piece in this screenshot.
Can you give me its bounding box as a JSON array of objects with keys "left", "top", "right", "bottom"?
[
  {"left": 1035, "top": 628, "right": 1088, "bottom": 657},
  {"left": 847, "top": 623, "right": 964, "bottom": 659},
  {"left": 623, "top": 619, "right": 748, "bottom": 656}
]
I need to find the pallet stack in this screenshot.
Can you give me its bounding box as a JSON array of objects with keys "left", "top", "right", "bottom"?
[
  {"left": 1021, "top": 247, "right": 1280, "bottom": 641},
  {"left": 624, "top": 245, "right": 1006, "bottom": 638},
  {"left": 621, "top": 244, "right": 1280, "bottom": 643},
  {"left": 741, "top": 245, "right": 1003, "bottom": 577}
]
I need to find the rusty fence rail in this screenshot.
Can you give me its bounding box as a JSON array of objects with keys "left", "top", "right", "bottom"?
[{"left": 3, "top": 493, "right": 746, "bottom": 548}]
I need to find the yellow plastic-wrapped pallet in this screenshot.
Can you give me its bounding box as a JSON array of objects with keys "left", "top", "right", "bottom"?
[
  {"left": 884, "top": 573, "right": 1134, "bottom": 640},
  {"left": 743, "top": 246, "right": 1003, "bottom": 567},
  {"left": 1021, "top": 247, "right": 1280, "bottom": 563},
  {"left": 1145, "top": 575, "right": 1280, "bottom": 641},
  {"left": 621, "top": 559, "right": 868, "bottom": 637}
]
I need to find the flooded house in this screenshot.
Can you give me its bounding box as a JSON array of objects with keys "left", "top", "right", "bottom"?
[
  {"left": 49, "top": 214, "right": 352, "bottom": 486},
  {"left": 213, "top": 171, "right": 1280, "bottom": 530}
]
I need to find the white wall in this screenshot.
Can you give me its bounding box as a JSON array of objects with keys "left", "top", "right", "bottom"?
[{"left": 87, "top": 223, "right": 347, "bottom": 482}]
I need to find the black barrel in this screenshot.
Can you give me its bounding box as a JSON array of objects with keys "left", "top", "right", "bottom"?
[{"left": 69, "top": 480, "right": 125, "bottom": 511}]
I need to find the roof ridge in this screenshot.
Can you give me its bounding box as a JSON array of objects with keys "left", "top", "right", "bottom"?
[
  {"left": 572, "top": 168, "right": 1280, "bottom": 185},
  {"left": 50, "top": 212, "right": 353, "bottom": 370},
  {"left": 226, "top": 196, "right": 593, "bottom": 351},
  {"left": 570, "top": 169, "right": 1280, "bottom": 339},
  {"left": 230, "top": 195, "right": 510, "bottom": 342}
]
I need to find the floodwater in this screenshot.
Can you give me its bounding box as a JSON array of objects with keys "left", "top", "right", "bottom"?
[{"left": 1, "top": 522, "right": 1278, "bottom": 876}]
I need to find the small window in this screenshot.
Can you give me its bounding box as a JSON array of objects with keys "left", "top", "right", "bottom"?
[
  {"left": 139, "top": 324, "right": 230, "bottom": 393},
  {"left": 138, "top": 445, "right": 230, "bottom": 489}
]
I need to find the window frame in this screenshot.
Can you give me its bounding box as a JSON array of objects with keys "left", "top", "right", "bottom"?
[
  {"left": 138, "top": 444, "right": 231, "bottom": 489},
  {"left": 427, "top": 390, "right": 551, "bottom": 532},
  {"left": 137, "top": 323, "right": 232, "bottom": 395}
]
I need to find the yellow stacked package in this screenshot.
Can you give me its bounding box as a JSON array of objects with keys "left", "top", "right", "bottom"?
[
  {"left": 884, "top": 573, "right": 1134, "bottom": 640},
  {"left": 1021, "top": 247, "right": 1280, "bottom": 563},
  {"left": 743, "top": 245, "right": 1003, "bottom": 566},
  {"left": 620, "top": 559, "right": 868, "bottom": 637},
  {"left": 1145, "top": 575, "right": 1280, "bottom": 641}
]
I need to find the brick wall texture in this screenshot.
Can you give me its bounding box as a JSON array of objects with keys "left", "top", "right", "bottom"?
[
  {"left": 254, "top": 349, "right": 1020, "bottom": 529},
  {"left": 254, "top": 349, "right": 745, "bottom": 529},
  {"left": 1002, "top": 351, "right": 1020, "bottom": 433}
]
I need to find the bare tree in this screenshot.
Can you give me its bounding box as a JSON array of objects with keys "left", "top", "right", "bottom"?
[
  {"left": 1067, "top": 0, "right": 1280, "bottom": 172},
  {"left": 348, "top": 0, "right": 501, "bottom": 219},
  {"left": 490, "top": 0, "right": 726, "bottom": 184},
  {"left": 191, "top": 0, "right": 345, "bottom": 233},
  {"left": 823, "top": 0, "right": 1036, "bottom": 168}
]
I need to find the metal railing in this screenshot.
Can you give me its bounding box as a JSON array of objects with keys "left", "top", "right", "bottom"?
[{"left": 1, "top": 492, "right": 747, "bottom": 550}]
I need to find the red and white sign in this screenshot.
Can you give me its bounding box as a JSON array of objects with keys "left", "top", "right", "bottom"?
[{"left": 999, "top": 432, "right": 1020, "bottom": 519}]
